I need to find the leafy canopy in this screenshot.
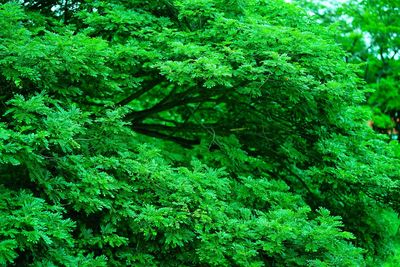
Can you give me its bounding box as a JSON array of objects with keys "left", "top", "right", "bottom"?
[{"left": 0, "top": 0, "right": 399, "bottom": 266}]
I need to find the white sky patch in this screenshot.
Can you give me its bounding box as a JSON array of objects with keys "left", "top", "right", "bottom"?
[{"left": 51, "top": 5, "right": 61, "bottom": 12}]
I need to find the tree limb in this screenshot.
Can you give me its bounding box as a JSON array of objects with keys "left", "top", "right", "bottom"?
[
  {"left": 132, "top": 127, "right": 200, "bottom": 148},
  {"left": 117, "top": 78, "right": 164, "bottom": 106},
  {"left": 126, "top": 94, "right": 223, "bottom": 122}
]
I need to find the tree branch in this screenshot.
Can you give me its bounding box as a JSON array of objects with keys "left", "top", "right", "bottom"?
[
  {"left": 133, "top": 122, "right": 223, "bottom": 133},
  {"left": 132, "top": 127, "right": 200, "bottom": 148},
  {"left": 126, "top": 94, "right": 223, "bottom": 122},
  {"left": 117, "top": 78, "right": 164, "bottom": 106}
]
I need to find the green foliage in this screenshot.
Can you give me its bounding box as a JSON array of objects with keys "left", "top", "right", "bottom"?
[
  {"left": 0, "top": 0, "right": 399, "bottom": 266},
  {"left": 296, "top": 0, "right": 400, "bottom": 122},
  {"left": 294, "top": 0, "right": 400, "bottom": 264}
]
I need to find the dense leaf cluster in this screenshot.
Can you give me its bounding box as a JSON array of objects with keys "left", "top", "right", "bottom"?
[
  {"left": 0, "top": 0, "right": 399, "bottom": 266},
  {"left": 297, "top": 0, "right": 400, "bottom": 132}
]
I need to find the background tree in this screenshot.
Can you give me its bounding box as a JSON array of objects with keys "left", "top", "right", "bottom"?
[
  {"left": 0, "top": 0, "right": 399, "bottom": 265},
  {"left": 295, "top": 0, "right": 400, "bottom": 264},
  {"left": 295, "top": 0, "right": 400, "bottom": 131}
]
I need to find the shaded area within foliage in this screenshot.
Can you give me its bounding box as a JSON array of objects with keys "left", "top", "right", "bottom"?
[{"left": 0, "top": 0, "right": 399, "bottom": 266}]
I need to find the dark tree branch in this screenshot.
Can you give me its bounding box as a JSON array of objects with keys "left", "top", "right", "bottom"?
[
  {"left": 390, "top": 49, "right": 399, "bottom": 60},
  {"left": 132, "top": 127, "right": 200, "bottom": 148},
  {"left": 63, "top": 0, "right": 70, "bottom": 23},
  {"left": 133, "top": 122, "right": 223, "bottom": 133},
  {"left": 117, "top": 78, "right": 164, "bottom": 106},
  {"left": 157, "top": 85, "right": 201, "bottom": 107},
  {"left": 379, "top": 47, "right": 387, "bottom": 64},
  {"left": 126, "top": 94, "right": 223, "bottom": 122}
]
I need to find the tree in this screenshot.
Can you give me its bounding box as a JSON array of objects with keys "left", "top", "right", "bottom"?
[
  {"left": 0, "top": 0, "right": 399, "bottom": 265},
  {"left": 295, "top": 0, "right": 400, "bottom": 132}
]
